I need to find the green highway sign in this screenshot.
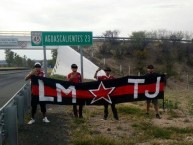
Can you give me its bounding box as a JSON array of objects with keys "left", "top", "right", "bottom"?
[{"left": 31, "top": 31, "right": 93, "bottom": 46}]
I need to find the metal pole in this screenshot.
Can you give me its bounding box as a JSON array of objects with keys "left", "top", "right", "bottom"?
[
  {"left": 43, "top": 45, "right": 47, "bottom": 77},
  {"left": 79, "top": 46, "right": 84, "bottom": 81}
]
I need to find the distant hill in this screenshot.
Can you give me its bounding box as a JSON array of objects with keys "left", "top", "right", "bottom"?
[{"left": 80, "top": 39, "right": 193, "bottom": 86}]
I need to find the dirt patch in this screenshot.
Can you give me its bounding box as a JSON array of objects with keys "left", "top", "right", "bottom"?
[
  {"left": 152, "top": 110, "right": 193, "bottom": 128},
  {"left": 88, "top": 114, "right": 134, "bottom": 139}
]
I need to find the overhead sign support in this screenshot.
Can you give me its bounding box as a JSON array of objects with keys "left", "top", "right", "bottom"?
[{"left": 31, "top": 31, "right": 93, "bottom": 78}]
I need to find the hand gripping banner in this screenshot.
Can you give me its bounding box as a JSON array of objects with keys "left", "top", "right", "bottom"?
[{"left": 31, "top": 74, "right": 165, "bottom": 105}]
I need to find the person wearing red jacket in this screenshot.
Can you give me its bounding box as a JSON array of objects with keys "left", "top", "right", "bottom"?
[
  {"left": 67, "top": 64, "right": 83, "bottom": 118},
  {"left": 25, "top": 62, "right": 50, "bottom": 124},
  {"left": 94, "top": 67, "right": 119, "bottom": 120}
]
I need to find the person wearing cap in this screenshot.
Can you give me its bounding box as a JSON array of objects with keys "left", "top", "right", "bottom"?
[
  {"left": 145, "top": 64, "right": 161, "bottom": 119},
  {"left": 25, "top": 62, "right": 50, "bottom": 124},
  {"left": 67, "top": 64, "right": 83, "bottom": 118},
  {"left": 94, "top": 66, "right": 119, "bottom": 120}
]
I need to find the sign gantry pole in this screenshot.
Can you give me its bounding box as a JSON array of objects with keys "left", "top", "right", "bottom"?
[
  {"left": 43, "top": 45, "right": 48, "bottom": 77},
  {"left": 79, "top": 45, "right": 84, "bottom": 81}
]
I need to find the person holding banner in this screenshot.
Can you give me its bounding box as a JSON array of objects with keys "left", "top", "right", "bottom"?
[
  {"left": 94, "top": 67, "right": 119, "bottom": 120},
  {"left": 145, "top": 65, "right": 161, "bottom": 119},
  {"left": 67, "top": 64, "right": 83, "bottom": 118},
  {"left": 25, "top": 62, "right": 50, "bottom": 124}
]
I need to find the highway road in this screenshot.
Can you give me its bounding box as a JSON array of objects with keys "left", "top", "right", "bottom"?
[{"left": 0, "top": 70, "right": 30, "bottom": 108}]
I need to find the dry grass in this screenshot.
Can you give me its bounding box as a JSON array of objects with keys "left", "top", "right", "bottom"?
[
  {"left": 69, "top": 84, "right": 193, "bottom": 145},
  {"left": 18, "top": 79, "right": 193, "bottom": 145}
]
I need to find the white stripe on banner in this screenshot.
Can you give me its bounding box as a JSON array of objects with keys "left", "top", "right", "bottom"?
[
  {"left": 38, "top": 79, "right": 54, "bottom": 101},
  {"left": 145, "top": 77, "right": 161, "bottom": 98}
]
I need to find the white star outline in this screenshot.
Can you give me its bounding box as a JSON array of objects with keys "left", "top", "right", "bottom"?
[{"left": 89, "top": 81, "right": 115, "bottom": 104}]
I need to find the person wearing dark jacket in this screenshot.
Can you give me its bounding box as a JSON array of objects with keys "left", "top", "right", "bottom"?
[{"left": 145, "top": 65, "right": 161, "bottom": 119}]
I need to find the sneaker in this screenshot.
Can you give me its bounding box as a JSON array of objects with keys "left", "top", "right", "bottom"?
[
  {"left": 28, "top": 118, "right": 35, "bottom": 124},
  {"left": 43, "top": 117, "right": 50, "bottom": 123},
  {"left": 156, "top": 114, "right": 161, "bottom": 119}
]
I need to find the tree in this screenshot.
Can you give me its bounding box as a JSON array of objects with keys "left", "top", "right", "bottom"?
[
  {"left": 27, "top": 58, "right": 35, "bottom": 68},
  {"left": 51, "top": 49, "right": 57, "bottom": 62},
  {"left": 157, "top": 29, "right": 170, "bottom": 39},
  {"left": 103, "top": 30, "right": 119, "bottom": 38},
  {"left": 103, "top": 30, "right": 120, "bottom": 45},
  {"left": 99, "top": 30, "right": 121, "bottom": 56},
  {"left": 22, "top": 55, "right": 27, "bottom": 67},
  {"left": 14, "top": 54, "right": 23, "bottom": 67},
  {"left": 5, "top": 49, "right": 14, "bottom": 66},
  {"left": 169, "top": 31, "right": 184, "bottom": 46},
  {"left": 50, "top": 49, "right": 58, "bottom": 67},
  {"left": 130, "top": 31, "right": 149, "bottom": 51}
]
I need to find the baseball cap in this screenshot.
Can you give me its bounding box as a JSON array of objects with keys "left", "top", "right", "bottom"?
[
  {"left": 147, "top": 65, "right": 154, "bottom": 69},
  {"left": 34, "top": 62, "right": 41, "bottom": 68},
  {"left": 103, "top": 67, "right": 111, "bottom": 71},
  {"left": 71, "top": 64, "right": 78, "bottom": 68}
]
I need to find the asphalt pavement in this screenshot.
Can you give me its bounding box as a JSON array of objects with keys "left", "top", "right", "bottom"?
[{"left": 0, "top": 70, "right": 30, "bottom": 107}]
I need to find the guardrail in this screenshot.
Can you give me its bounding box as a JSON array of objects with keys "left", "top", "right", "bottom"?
[
  {"left": 0, "top": 83, "right": 31, "bottom": 145},
  {"left": 0, "top": 31, "right": 192, "bottom": 43}
]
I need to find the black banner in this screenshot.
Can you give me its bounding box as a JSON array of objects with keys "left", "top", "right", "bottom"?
[{"left": 31, "top": 74, "right": 165, "bottom": 105}]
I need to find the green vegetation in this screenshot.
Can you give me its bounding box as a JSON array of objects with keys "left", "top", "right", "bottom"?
[
  {"left": 3, "top": 49, "right": 57, "bottom": 68},
  {"left": 17, "top": 29, "right": 193, "bottom": 145},
  {"left": 188, "top": 99, "right": 193, "bottom": 115},
  {"left": 72, "top": 133, "right": 122, "bottom": 145},
  {"left": 68, "top": 98, "right": 193, "bottom": 145},
  {"left": 169, "top": 142, "right": 193, "bottom": 145},
  {"left": 49, "top": 74, "right": 66, "bottom": 81},
  {"left": 0, "top": 67, "right": 27, "bottom": 70},
  {"left": 132, "top": 123, "right": 173, "bottom": 139},
  {"left": 164, "top": 99, "right": 180, "bottom": 110},
  {"left": 88, "top": 30, "right": 193, "bottom": 78},
  {"left": 117, "top": 104, "right": 145, "bottom": 117},
  {"left": 19, "top": 88, "right": 193, "bottom": 145}
]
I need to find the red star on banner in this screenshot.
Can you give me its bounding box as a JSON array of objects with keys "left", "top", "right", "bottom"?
[{"left": 89, "top": 82, "right": 115, "bottom": 104}]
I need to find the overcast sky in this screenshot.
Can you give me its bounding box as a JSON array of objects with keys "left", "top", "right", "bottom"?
[{"left": 0, "top": 0, "right": 193, "bottom": 60}]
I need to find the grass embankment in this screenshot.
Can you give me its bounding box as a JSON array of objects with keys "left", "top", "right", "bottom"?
[
  {"left": 68, "top": 87, "right": 193, "bottom": 145},
  {"left": 0, "top": 67, "right": 29, "bottom": 71},
  {"left": 69, "top": 102, "right": 193, "bottom": 145},
  {"left": 48, "top": 74, "right": 193, "bottom": 145},
  {"left": 19, "top": 75, "right": 193, "bottom": 145}
]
